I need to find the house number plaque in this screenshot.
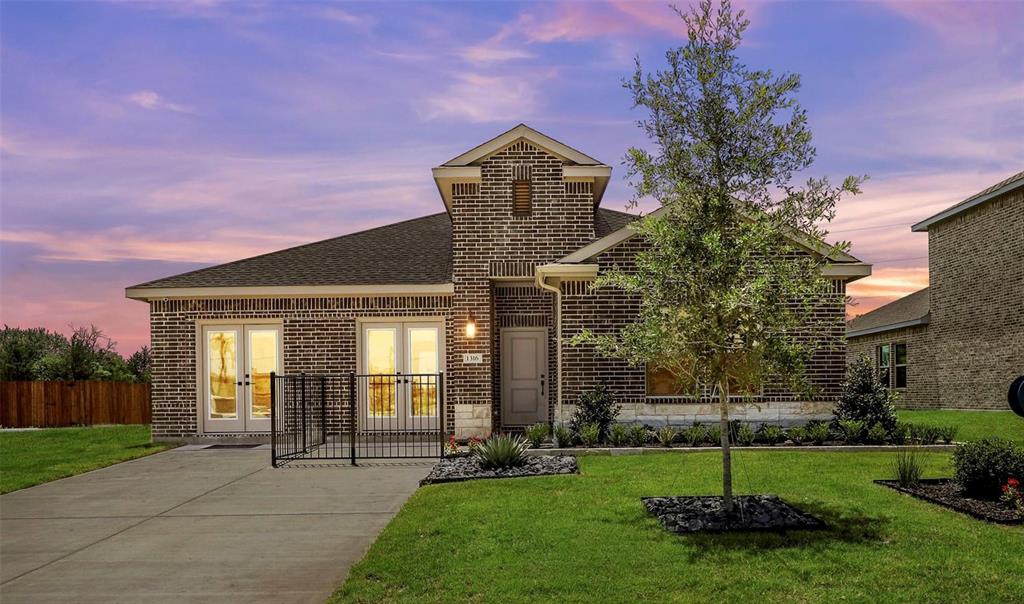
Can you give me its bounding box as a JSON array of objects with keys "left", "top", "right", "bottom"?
[{"left": 463, "top": 353, "right": 483, "bottom": 364}]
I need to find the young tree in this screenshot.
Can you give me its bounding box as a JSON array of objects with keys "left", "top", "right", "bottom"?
[
  {"left": 573, "top": 0, "right": 864, "bottom": 511},
  {"left": 836, "top": 356, "right": 898, "bottom": 433}
]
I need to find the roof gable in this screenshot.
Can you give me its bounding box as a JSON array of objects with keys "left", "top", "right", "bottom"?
[
  {"left": 847, "top": 287, "right": 930, "bottom": 338},
  {"left": 441, "top": 124, "right": 605, "bottom": 167},
  {"left": 912, "top": 170, "right": 1024, "bottom": 232}
]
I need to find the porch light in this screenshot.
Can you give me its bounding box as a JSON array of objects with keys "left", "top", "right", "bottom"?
[{"left": 465, "top": 312, "right": 477, "bottom": 338}]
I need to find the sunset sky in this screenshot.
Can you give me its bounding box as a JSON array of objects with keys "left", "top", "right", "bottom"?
[{"left": 2, "top": 0, "right": 1022, "bottom": 354}]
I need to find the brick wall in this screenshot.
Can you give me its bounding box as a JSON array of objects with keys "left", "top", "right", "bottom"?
[
  {"left": 448, "top": 140, "right": 596, "bottom": 437},
  {"left": 925, "top": 186, "right": 1023, "bottom": 409},
  {"left": 492, "top": 284, "right": 557, "bottom": 428},
  {"left": 149, "top": 295, "right": 451, "bottom": 440},
  {"left": 846, "top": 324, "right": 934, "bottom": 409}
]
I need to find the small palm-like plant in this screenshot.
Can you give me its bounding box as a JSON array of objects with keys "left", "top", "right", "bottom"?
[
  {"left": 735, "top": 424, "right": 756, "bottom": 446},
  {"left": 608, "top": 423, "right": 630, "bottom": 447},
  {"left": 807, "top": 422, "right": 831, "bottom": 445},
  {"left": 656, "top": 425, "right": 677, "bottom": 447},
  {"left": 628, "top": 424, "right": 650, "bottom": 447},
  {"left": 759, "top": 424, "right": 785, "bottom": 446},
  {"left": 524, "top": 423, "right": 549, "bottom": 449},
  {"left": 837, "top": 419, "right": 865, "bottom": 444},
  {"left": 553, "top": 425, "right": 575, "bottom": 448},
  {"left": 706, "top": 425, "right": 722, "bottom": 447},
  {"left": 579, "top": 423, "right": 601, "bottom": 447},
  {"left": 786, "top": 425, "right": 807, "bottom": 445},
  {"left": 867, "top": 422, "right": 889, "bottom": 444},
  {"left": 938, "top": 425, "right": 959, "bottom": 444},
  {"left": 681, "top": 424, "right": 708, "bottom": 447},
  {"left": 475, "top": 434, "right": 530, "bottom": 469}
]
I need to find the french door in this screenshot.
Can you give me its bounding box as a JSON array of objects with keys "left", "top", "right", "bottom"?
[
  {"left": 202, "top": 324, "right": 281, "bottom": 433},
  {"left": 360, "top": 321, "right": 443, "bottom": 432}
]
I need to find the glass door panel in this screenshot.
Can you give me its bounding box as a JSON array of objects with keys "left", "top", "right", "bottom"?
[
  {"left": 407, "top": 327, "right": 439, "bottom": 418},
  {"left": 204, "top": 326, "right": 244, "bottom": 432},
  {"left": 245, "top": 326, "right": 279, "bottom": 432},
  {"left": 365, "top": 327, "right": 398, "bottom": 419}
]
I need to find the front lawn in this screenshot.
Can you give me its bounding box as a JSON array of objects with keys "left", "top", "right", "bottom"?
[
  {"left": 0, "top": 425, "right": 168, "bottom": 493},
  {"left": 898, "top": 409, "right": 1024, "bottom": 444},
  {"left": 333, "top": 451, "right": 1023, "bottom": 603}
]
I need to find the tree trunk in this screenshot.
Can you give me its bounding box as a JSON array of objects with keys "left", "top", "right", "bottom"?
[{"left": 719, "top": 381, "right": 733, "bottom": 512}]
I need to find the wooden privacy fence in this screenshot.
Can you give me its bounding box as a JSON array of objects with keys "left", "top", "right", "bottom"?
[{"left": 0, "top": 381, "right": 151, "bottom": 428}]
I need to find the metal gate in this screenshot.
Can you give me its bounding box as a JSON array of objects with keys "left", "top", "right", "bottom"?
[{"left": 270, "top": 372, "right": 445, "bottom": 466}]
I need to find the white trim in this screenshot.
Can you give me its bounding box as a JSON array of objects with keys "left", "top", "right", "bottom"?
[
  {"left": 822, "top": 263, "right": 872, "bottom": 280},
  {"left": 562, "top": 165, "right": 611, "bottom": 178},
  {"left": 847, "top": 317, "right": 930, "bottom": 339},
  {"left": 911, "top": 177, "right": 1024, "bottom": 232},
  {"left": 126, "top": 283, "right": 454, "bottom": 301},
  {"left": 535, "top": 263, "right": 599, "bottom": 282},
  {"left": 441, "top": 124, "right": 604, "bottom": 167}
]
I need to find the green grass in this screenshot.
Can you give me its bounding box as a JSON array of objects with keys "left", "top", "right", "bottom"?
[
  {"left": 334, "top": 450, "right": 1024, "bottom": 603},
  {"left": 0, "top": 425, "right": 168, "bottom": 494},
  {"left": 898, "top": 409, "right": 1024, "bottom": 444}
]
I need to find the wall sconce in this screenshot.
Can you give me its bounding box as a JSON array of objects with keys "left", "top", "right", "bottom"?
[{"left": 465, "top": 312, "right": 477, "bottom": 338}]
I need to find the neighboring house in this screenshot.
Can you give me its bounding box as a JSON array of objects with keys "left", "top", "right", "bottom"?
[
  {"left": 847, "top": 171, "right": 1024, "bottom": 410},
  {"left": 127, "top": 124, "right": 871, "bottom": 442}
]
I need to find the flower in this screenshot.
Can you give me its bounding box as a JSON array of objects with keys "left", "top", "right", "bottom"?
[{"left": 1008, "top": 477, "right": 1020, "bottom": 488}]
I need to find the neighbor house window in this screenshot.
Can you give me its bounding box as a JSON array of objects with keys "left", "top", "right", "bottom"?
[
  {"left": 646, "top": 365, "right": 695, "bottom": 397},
  {"left": 876, "top": 342, "right": 908, "bottom": 389}
]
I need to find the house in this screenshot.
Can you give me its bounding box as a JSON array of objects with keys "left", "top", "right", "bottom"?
[
  {"left": 847, "top": 170, "right": 1023, "bottom": 410},
  {"left": 126, "top": 124, "right": 872, "bottom": 442}
]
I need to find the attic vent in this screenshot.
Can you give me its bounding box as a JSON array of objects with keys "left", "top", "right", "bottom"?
[
  {"left": 508, "top": 140, "right": 536, "bottom": 153},
  {"left": 565, "top": 181, "right": 592, "bottom": 195},
  {"left": 452, "top": 182, "right": 478, "bottom": 197},
  {"left": 512, "top": 164, "right": 532, "bottom": 216}
]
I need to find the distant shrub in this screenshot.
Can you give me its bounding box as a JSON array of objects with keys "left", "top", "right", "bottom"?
[
  {"left": 786, "top": 426, "right": 807, "bottom": 445},
  {"left": 867, "top": 422, "right": 889, "bottom": 445},
  {"left": 681, "top": 424, "right": 707, "bottom": 447},
  {"left": 835, "top": 356, "right": 898, "bottom": 432},
  {"left": 524, "top": 423, "right": 549, "bottom": 449},
  {"left": 759, "top": 424, "right": 785, "bottom": 446},
  {"left": 553, "top": 425, "right": 575, "bottom": 448},
  {"left": 475, "top": 434, "right": 530, "bottom": 469},
  {"left": 735, "top": 424, "right": 756, "bottom": 446},
  {"left": 569, "top": 384, "right": 621, "bottom": 443},
  {"left": 655, "top": 425, "right": 677, "bottom": 447},
  {"left": 891, "top": 448, "right": 923, "bottom": 487},
  {"left": 807, "top": 422, "right": 831, "bottom": 445},
  {"left": 628, "top": 424, "right": 650, "bottom": 447},
  {"left": 579, "top": 423, "right": 601, "bottom": 447},
  {"left": 706, "top": 425, "right": 722, "bottom": 446},
  {"left": 608, "top": 424, "right": 630, "bottom": 447},
  {"left": 837, "top": 419, "right": 865, "bottom": 444},
  {"left": 890, "top": 422, "right": 910, "bottom": 445},
  {"left": 952, "top": 437, "right": 1024, "bottom": 499},
  {"left": 938, "top": 425, "right": 959, "bottom": 444}
]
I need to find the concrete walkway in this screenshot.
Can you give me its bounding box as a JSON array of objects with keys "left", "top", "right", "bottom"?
[{"left": 0, "top": 448, "right": 431, "bottom": 603}]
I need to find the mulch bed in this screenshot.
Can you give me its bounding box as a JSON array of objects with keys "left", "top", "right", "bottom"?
[
  {"left": 875, "top": 479, "right": 1023, "bottom": 524},
  {"left": 420, "top": 455, "right": 578, "bottom": 486},
  {"left": 642, "top": 495, "right": 827, "bottom": 533}
]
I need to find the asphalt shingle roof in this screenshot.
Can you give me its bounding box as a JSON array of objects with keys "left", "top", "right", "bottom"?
[
  {"left": 130, "top": 208, "right": 639, "bottom": 290},
  {"left": 847, "top": 287, "right": 930, "bottom": 336}
]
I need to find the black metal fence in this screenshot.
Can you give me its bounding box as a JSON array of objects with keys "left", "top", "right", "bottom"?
[{"left": 270, "top": 372, "right": 445, "bottom": 466}]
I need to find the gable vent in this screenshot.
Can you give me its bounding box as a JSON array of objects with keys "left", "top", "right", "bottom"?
[
  {"left": 565, "top": 181, "right": 592, "bottom": 195},
  {"left": 512, "top": 164, "right": 532, "bottom": 216}
]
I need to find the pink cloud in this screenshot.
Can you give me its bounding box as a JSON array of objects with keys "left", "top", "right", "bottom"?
[{"left": 876, "top": 0, "right": 1024, "bottom": 44}]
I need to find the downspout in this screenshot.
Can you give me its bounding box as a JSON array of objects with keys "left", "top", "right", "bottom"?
[{"left": 535, "top": 268, "right": 563, "bottom": 427}]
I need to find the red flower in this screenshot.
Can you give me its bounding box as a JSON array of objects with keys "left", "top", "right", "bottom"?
[{"left": 1008, "top": 477, "right": 1020, "bottom": 488}]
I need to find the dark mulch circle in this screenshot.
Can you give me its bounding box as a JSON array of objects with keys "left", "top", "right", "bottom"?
[
  {"left": 875, "top": 479, "right": 1023, "bottom": 524},
  {"left": 420, "top": 455, "right": 578, "bottom": 486},
  {"left": 642, "top": 495, "right": 827, "bottom": 533}
]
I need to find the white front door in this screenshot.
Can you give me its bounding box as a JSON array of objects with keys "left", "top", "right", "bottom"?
[
  {"left": 202, "top": 324, "right": 281, "bottom": 433},
  {"left": 361, "top": 321, "right": 443, "bottom": 432}
]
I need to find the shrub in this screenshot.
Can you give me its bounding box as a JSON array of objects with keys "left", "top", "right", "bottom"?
[
  {"left": 628, "top": 424, "right": 650, "bottom": 447},
  {"left": 681, "top": 424, "right": 707, "bottom": 447},
  {"left": 569, "top": 384, "right": 621, "bottom": 443},
  {"left": 706, "top": 425, "right": 722, "bottom": 446},
  {"left": 524, "top": 423, "right": 549, "bottom": 449},
  {"left": 735, "top": 424, "right": 756, "bottom": 446},
  {"left": 952, "top": 437, "right": 1024, "bottom": 499},
  {"left": 917, "top": 425, "right": 941, "bottom": 445},
  {"left": 475, "top": 434, "right": 530, "bottom": 469},
  {"left": 608, "top": 423, "right": 630, "bottom": 447},
  {"left": 889, "top": 422, "right": 910, "bottom": 445},
  {"left": 468, "top": 436, "right": 483, "bottom": 454},
  {"left": 835, "top": 355, "right": 898, "bottom": 432},
  {"left": 891, "top": 448, "right": 923, "bottom": 487},
  {"left": 759, "top": 424, "right": 785, "bottom": 446},
  {"left": 938, "top": 425, "right": 959, "bottom": 444},
  {"left": 786, "top": 425, "right": 807, "bottom": 445},
  {"left": 655, "top": 425, "right": 677, "bottom": 447},
  {"left": 553, "top": 425, "right": 575, "bottom": 448},
  {"left": 837, "top": 419, "right": 865, "bottom": 444},
  {"left": 807, "top": 422, "right": 831, "bottom": 445},
  {"left": 867, "top": 422, "right": 889, "bottom": 445},
  {"left": 579, "top": 423, "right": 601, "bottom": 447}
]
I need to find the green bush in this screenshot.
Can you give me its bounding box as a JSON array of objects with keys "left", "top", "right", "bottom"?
[
  {"left": 759, "top": 424, "right": 785, "bottom": 446},
  {"left": 475, "top": 434, "right": 530, "bottom": 469},
  {"left": 889, "top": 422, "right": 910, "bottom": 445},
  {"left": 837, "top": 419, "right": 865, "bottom": 444},
  {"left": 655, "top": 425, "right": 677, "bottom": 447},
  {"left": 952, "top": 437, "right": 1024, "bottom": 499},
  {"left": 835, "top": 355, "right": 898, "bottom": 432},
  {"left": 579, "top": 423, "right": 601, "bottom": 447},
  {"left": 938, "top": 425, "right": 959, "bottom": 444},
  {"left": 706, "top": 425, "right": 722, "bottom": 446},
  {"left": 786, "top": 425, "right": 807, "bottom": 445},
  {"left": 867, "top": 422, "right": 889, "bottom": 445},
  {"left": 524, "top": 423, "right": 549, "bottom": 448},
  {"left": 916, "top": 424, "right": 941, "bottom": 445},
  {"left": 891, "top": 448, "right": 923, "bottom": 487},
  {"left": 628, "top": 424, "right": 650, "bottom": 447},
  {"left": 569, "top": 384, "right": 621, "bottom": 443},
  {"left": 608, "top": 424, "right": 630, "bottom": 447},
  {"left": 807, "top": 422, "right": 831, "bottom": 445},
  {"left": 735, "top": 424, "right": 756, "bottom": 446},
  {"left": 681, "top": 424, "right": 707, "bottom": 447},
  {"left": 553, "top": 425, "right": 575, "bottom": 448}
]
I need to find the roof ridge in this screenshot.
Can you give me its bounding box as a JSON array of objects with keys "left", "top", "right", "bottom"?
[
  {"left": 129, "top": 212, "right": 450, "bottom": 289},
  {"left": 848, "top": 286, "right": 929, "bottom": 325}
]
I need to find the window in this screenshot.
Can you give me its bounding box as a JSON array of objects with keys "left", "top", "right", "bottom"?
[
  {"left": 894, "top": 343, "right": 907, "bottom": 389},
  {"left": 512, "top": 180, "right": 532, "bottom": 215},
  {"left": 646, "top": 365, "right": 693, "bottom": 397},
  {"left": 876, "top": 342, "right": 908, "bottom": 389}
]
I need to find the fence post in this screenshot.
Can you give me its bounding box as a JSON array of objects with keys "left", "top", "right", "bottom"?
[
  {"left": 349, "top": 371, "right": 357, "bottom": 466},
  {"left": 320, "top": 376, "right": 327, "bottom": 448},
  {"left": 438, "top": 371, "right": 445, "bottom": 459},
  {"left": 300, "top": 373, "right": 307, "bottom": 453},
  {"left": 270, "top": 371, "right": 277, "bottom": 467}
]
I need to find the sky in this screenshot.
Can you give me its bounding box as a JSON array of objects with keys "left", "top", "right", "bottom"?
[{"left": 1, "top": 0, "right": 1022, "bottom": 354}]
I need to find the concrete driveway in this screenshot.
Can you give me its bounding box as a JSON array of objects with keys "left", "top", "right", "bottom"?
[{"left": 0, "top": 447, "right": 431, "bottom": 603}]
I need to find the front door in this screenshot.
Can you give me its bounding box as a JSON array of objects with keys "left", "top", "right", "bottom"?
[
  {"left": 361, "top": 321, "right": 443, "bottom": 432},
  {"left": 500, "top": 328, "right": 547, "bottom": 426},
  {"left": 202, "top": 324, "right": 281, "bottom": 433}
]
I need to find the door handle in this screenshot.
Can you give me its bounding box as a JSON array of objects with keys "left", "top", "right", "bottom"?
[{"left": 540, "top": 374, "right": 546, "bottom": 396}]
